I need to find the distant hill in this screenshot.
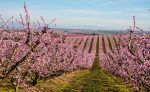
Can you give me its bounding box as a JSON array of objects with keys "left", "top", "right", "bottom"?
[
  {"left": 51, "top": 28, "right": 127, "bottom": 35},
  {"left": 52, "top": 28, "right": 150, "bottom": 34}
]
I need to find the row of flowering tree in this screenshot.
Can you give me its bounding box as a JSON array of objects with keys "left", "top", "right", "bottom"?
[
  {"left": 0, "top": 3, "right": 94, "bottom": 91},
  {"left": 100, "top": 16, "right": 150, "bottom": 91}
]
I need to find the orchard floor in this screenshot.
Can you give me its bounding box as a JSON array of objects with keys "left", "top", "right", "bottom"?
[
  {"left": 0, "top": 56, "right": 133, "bottom": 92},
  {"left": 25, "top": 56, "right": 132, "bottom": 92}
]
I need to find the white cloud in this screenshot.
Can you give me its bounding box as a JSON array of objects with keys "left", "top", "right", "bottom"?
[
  {"left": 65, "top": 8, "right": 150, "bottom": 17},
  {"left": 65, "top": 9, "right": 103, "bottom": 15}
]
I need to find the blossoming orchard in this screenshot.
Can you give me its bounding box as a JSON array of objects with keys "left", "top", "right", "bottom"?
[{"left": 0, "top": 2, "right": 150, "bottom": 92}]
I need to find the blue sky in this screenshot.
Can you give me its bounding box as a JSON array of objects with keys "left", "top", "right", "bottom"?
[{"left": 0, "top": 0, "right": 150, "bottom": 30}]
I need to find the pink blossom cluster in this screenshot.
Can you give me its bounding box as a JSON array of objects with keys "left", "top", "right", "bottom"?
[
  {"left": 91, "top": 35, "right": 97, "bottom": 54},
  {"left": 0, "top": 3, "right": 94, "bottom": 89},
  {"left": 0, "top": 30, "right": 94, "bottom": 88},
  {"left": 100, "top": 33, "right": 150, "bottom": 90},
  {"left": 84, "top": 36, "right": 92, "bottom": 53}
]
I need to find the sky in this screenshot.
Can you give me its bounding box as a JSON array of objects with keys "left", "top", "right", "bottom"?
[{"left": 0, "top": 0, "right": 150, "bottom": 30}]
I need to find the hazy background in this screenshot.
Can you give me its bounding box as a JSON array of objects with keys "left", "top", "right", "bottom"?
[{"left": 0, "top": 0, "right": 150, "bottom": 31}]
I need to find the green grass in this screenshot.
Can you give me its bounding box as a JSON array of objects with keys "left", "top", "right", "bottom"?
[
  {"left": 24, "top": 70, "right": 90, "bottom": 92},
  {"left": 0, "top": 88, "right": 14, "bottom": 92},
  {"left": 0, "top": 79, "right": 15, "bottom": 92},
  {"left": 63, "top": 55, "right": 132, "bottom": 92}
]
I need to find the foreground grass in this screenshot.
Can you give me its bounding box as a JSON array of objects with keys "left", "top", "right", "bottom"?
[
  {"left": 0, "top": 88, "right": 14, "bottom": 92},
  {"left": 0, "top": 70, "right": 90, "bottom": 92},
  {"left": 0, "top": 79, "right": 14, "bottom": 92},
  {"left": 63, "top": 56, "right": 132, "bottom": 92},
  {"left": 27, "top": 56, "right": 132, "bottom": 92},
  {"left": 24, "top": 70, "right": 90, "bottom": 92}
]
